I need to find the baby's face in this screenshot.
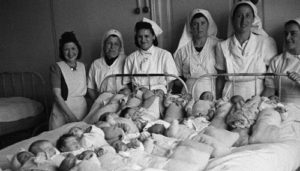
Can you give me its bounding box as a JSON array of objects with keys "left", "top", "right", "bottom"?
[
  {"left": 200, "top": 91, "right": 214, "bottom": 101},
  {"left": 69, "top": 127, "right": 84, "bottom": 138},
  {"left": 125, "top": 108, "right": 140, "bottom": 120},
  {"left": 39, "top": 142, "right": 57, "bottom": 158},
  {"left": 63, "top": 137, "right": 82, "bottom": 152},
  {"left": 17, "top": 151, "right": 34, "bottom": 165}
]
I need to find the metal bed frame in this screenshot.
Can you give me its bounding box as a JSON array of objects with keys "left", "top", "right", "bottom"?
[
  {"left": 100, "top": 73, "right": 189, "bottom": 94},
  {"left": 191, "top": 72, "right": 288, "bottom": 100},
  {"left": 0, "top": 72, "right": 48, "bottom": 136}
]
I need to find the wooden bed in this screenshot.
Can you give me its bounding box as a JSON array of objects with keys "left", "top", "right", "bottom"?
[{"left": 0, "top": 72, "right": 48, "bottom": 137}]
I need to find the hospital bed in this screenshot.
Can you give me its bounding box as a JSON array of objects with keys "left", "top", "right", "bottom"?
[
  {"left": 0, "top": 73, "right": 300, "bottom": 171},
  {"left": 0, "top": 72, "right": 48, "bottom": 141}
]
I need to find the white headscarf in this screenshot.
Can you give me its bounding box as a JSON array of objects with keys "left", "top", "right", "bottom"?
[
  {"left": 175, "top": 9, "right": 218, "bottom": 52},
  {"left": 228, "top": 1, "right": 268, "bottom": 36},
  {"left": 100, "top": 29, "right": 125, "bottom": 58},
  {"left": 142, "top": 17, "right": 163, "bottom": 37}
]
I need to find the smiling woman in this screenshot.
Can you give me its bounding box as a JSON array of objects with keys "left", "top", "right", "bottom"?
[
  {"left": 263, "top": 18, "right": 300, "bottom": 103},
  {"left": 215, "top": 1, "right": 278, "bottom": 100},
  {"left": 49, "top": 31, "right": 87, "bottom": 130},
  {"left": 123, "top": 18, "right": 178, "bottom": 93}
]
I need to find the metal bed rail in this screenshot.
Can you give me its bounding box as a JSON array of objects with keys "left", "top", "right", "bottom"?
[
  {"left": 191, "top": 73, "right": 288, "bottom": 99},
  {"left": 100, "top": 73, "right": 189, "bottom": 94}
]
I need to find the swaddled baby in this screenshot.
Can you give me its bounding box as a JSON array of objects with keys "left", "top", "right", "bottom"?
[
  {"left": 226, "top": 95, "right": 261, "bottom": 129},
  {"left": 10, "top": 140, "right": 65, "bottom": 170},
  {"left": 69, "top": 125, "right": 108, "bottom": 150},
  {"left": 164, "top": 93, "right": 192, "bottom": 123}
]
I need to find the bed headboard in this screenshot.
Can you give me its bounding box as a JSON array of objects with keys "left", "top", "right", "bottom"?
[{"left": 0, "top": 72, "right": 48, "bottom": 115}]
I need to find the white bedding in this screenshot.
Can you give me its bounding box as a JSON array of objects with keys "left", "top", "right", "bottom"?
[
  {"left": 1, "top": 104, "right": 300, "bottom": 171},
  {"left": 0, "top": 97, "right": 44, "bottom": 122}
]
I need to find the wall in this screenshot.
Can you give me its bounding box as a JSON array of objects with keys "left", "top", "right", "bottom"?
[
  {"left": 264, "top": 0, "right": 300, "bottom": 52},
  {"left": 0, "top": 0, "right": 299, "bottom": 105}
]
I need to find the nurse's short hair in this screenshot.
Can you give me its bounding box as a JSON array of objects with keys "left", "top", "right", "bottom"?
[
  {"left": 59, "top": 31, "right": 82, "bottom": 61},
  {"left": 134, "top": 21, "right": 158, "bottom": 48}
]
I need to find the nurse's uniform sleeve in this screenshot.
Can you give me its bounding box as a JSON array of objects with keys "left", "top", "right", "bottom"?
[
  {"left": 215, "top": 43, "right": 226, "bottom": 71},
  {"left": 264, "top": 57, "right": 278, "bottom": 88},
  {"left": 123, "top": 56, "right": 133, "bottom": 85},
  {"left": 163, "top": 52, "right": 179, "bottom": 82},
  {"left": 173, "top": 49, "right": 184, "bottom": 76},
  {"left": 263, "top": 37, "right": 278, "bottom": 66},
  {"left": 87, "top": 61, "right": 97, "bottom": 90}
]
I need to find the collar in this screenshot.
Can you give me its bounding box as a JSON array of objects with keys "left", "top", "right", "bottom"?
[
  {"left": 285, "top": 51, "right": 300, "bottom": 61},
  {"left": 139, "top": 45, "right": 155, "bottom": 55},
  {"left": 232, "top": 33, "right": 253, "bottom": 48}
]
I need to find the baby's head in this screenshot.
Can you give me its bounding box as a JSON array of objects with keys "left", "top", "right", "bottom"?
[
  {"left": 118, "top": 87, "right": 132, "bottom": 96},
  {"left": 230, "top": 95, "right": 245, "bottom": 107},
  {"left": 119, "top": 107, "right": 140, "bottom": 121},
  {"left": 69, "top": 127, "right": 84, "bottom": 138},
  {"left": 200, "top": 91, "right": 214, "bottom": 101},
  {"left": 153, "top": 89, "right": 165, "bottom": 99},
  {"left": 147, "top": 124, "right": 166, "bottom": 135},
  {"left": 28, "top": 140, "right": 57, "bottom": 158},
  {"left": 56, "top": 134, "right": 82, "bottom": 152},
  {"left": 98, "top": 112, "right": 118, "bottom": 125}
]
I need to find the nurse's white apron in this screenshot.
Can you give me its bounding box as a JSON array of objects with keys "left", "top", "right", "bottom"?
[
  {"left": 186, "top": 40, "right": 216, "bottom": 100},
  {"left": 49, "top": 61, "right": 87, "bottom": 130}
]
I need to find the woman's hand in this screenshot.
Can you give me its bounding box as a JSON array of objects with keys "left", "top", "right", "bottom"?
[{"left": 287, "top": 71, "right": 300, "bottom": 84}]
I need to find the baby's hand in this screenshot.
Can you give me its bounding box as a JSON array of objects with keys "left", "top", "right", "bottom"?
[{"left": 77, "top": 150, "right": 94, "bottom": 160}]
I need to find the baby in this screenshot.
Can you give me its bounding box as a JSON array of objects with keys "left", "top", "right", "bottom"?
[
  {"left": 185, "top": 91, "right": 215, "bottom": 121},
  {"left": 68, "top": 125, "right": 108, "bottom": 150},
  {"left": 56, "top": 133, "right": 104, "bottom": 157},
  {"left": 98, "top": 123, "right": 141, "bottom": 153},
  {"left": 10, "top": 151, "right": 35, "bottom": 170}
]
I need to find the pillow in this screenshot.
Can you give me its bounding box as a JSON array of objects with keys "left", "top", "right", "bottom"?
[
  {"left": 249, "top": 108, "right": 281, "bottom": 144},
  {"left": 163, "top": 159, "right": 201, "bottom": 171},
  {"left": 210, "top": 102, "right": 232, "bottom": 129},
  {"left": 203, "top": 126, "right": 239, "bottom": 147},
  {"left": 178, "top": 140, "right": 213, "bottom": 155},
  {"left": 0, "top": 97, "right": 44, "bottom": 122},
  {"left": 191, "top": 134, "right": 231, "bottom": 158}
]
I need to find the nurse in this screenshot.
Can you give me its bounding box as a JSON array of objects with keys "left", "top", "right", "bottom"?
[
  {"left": 49, "top": 32, "right": 87, "bottom": 130},
  {"left": 87, "top": 29, "right": 126, "bottom": 100},
  {"left": 263, "top": 18, "right": 300, "bottom": 103},
  {"left": 123, "top": 18, "right": 178, "bottom": 93},
  {"left": 215, "top": 1, "right": 277, "bottom": 100},
  {"left": 174, "top": 9, "right": 219, "bottom": 100}
]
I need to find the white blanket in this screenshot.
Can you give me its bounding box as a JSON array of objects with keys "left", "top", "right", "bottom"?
[{"left": 0, "top": 97, "right": 43, "bottom": 122}]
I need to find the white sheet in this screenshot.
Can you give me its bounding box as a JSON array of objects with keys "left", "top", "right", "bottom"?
[
  {"left": 1, "top": 103, "right": 300, "bottom": 171},
  {"left": 0, "top": 97, "right": 43, "bottom": 122}
]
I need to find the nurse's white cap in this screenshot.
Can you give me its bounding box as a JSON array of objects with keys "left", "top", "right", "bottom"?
[{"left": 142, "top": 17, "right": 163, "bottom": 36}]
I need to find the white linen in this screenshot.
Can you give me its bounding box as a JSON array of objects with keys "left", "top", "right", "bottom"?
[{"left": 0, "top": 97, "right": 43, "bottom": 122}]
